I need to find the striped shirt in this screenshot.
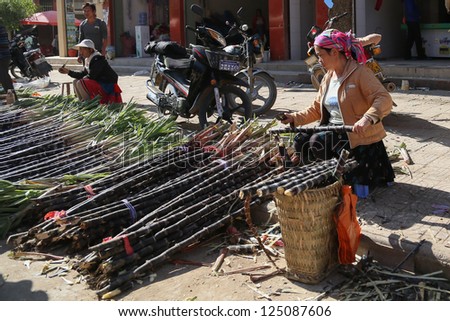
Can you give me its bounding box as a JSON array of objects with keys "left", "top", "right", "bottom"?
[{"left": 0, "top": 25, "right": 11, "bottom": 59}]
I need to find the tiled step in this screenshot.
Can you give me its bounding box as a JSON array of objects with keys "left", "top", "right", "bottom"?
[{"left": 45, "top": 56, "right": 450, "bottom": 90}]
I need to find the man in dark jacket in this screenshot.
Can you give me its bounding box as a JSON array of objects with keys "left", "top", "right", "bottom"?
[
  {"left": 403, "top": 0, "right": 426, "bottom": 59},
  {"left": 58, "top": 39, "right": 122, "bottom": 104}
]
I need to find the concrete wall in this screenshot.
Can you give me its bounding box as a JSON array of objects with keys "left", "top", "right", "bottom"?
[
  {"left": 290, "top": 0, "right": 315, "bottom": 60},
  {"left": 355, "top": 0, "right": 404, "bottom": 59},
  {"left": 121, "top": 0, "right": 148, "bottom": 38}
]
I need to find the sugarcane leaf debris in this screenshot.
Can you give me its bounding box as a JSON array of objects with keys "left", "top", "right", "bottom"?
[{"left": 321, "top": 257, "right": 450, "bottom": 301}]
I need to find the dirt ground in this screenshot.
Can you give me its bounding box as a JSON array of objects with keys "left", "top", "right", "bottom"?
[
  {"left": 1, "top": 74, "right": 449, "bottom": 302},
  {"left": 0, "top": 236, "right": 345, "bottom": 301}
]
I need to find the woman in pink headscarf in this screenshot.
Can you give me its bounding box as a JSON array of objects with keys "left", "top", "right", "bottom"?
[{"left": 278, "top": 29, "right": 395, "bottom": 197}]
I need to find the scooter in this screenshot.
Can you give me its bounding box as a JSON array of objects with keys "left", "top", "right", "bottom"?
[
  {"left": 9, "top": 33, "right": 52, "bottom": 80},
  {"left": 304, "top": 12, "right": 395, "bottom": 92},
  {"left": 222, "top": 7, "right": 277, "bottom": 116},
  {"left": 363, "top": 44, "right": 396, "bottom": 92},
  {"left": 304, "top": 12, "right": 348, "bottom": 90},
  {"left": 145, "top": 4, "right": 252, "bottom": 129}
]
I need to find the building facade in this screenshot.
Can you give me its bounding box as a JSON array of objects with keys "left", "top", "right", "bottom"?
[{"left": 42, "top": 0, "right": 450, "bottom": 60}]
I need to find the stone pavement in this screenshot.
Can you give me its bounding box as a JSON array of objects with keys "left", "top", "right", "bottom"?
[
  {"left": 1, "top": 71, "right": 448, "bottom": 301},
  {"left": 31, "top": 70, "right": 450, "bottom": 280}
]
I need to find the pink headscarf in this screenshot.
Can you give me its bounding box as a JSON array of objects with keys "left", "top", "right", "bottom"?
[{"left": 314, "top": 29, "right": 367, "bottom": 64}]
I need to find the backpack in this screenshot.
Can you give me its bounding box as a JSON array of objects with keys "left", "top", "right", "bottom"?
[{"left": 144, "top": 41, "right": 188, "bottom": 59}]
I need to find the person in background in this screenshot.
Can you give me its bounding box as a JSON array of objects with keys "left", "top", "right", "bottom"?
[
  {"left": 358, "top": 33, "right": 382, "bottom": 47},
  {"left": 52, "top": 33, "right": 58, "bottom": 56},
  {"left": 402, "top": 0, "right": 426, "bottom": 60},
  {"left": 0, "top": 24, "right": 17, "bottom": 100},
  {"left": 58, "top": 39, "right": 122, "bottom": 104},
  {"left": 278, "top": 29, "right": 395, "bottom": 197},
  {"left": 252, "top": 8, "right": 268, "bottom": 48},
  {"left": 79, "top": 2, "right": 107, "bottom": 55}
]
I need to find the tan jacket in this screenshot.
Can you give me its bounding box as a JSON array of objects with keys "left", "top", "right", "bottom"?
[{"left": 290, "top": 59, "right": 393, "bottom": 148}]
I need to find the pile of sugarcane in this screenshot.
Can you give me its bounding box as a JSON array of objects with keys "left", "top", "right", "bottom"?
[
  {"left": 0, "top": 95, "right": 181, "bottom": 236},
  {"left": 239, "top": 152, "right": 358, "bottom": 199},
  {"left": 6, "top": 116, "right": 362, "bottom": 299},
  {"left": 7, "top": 120, "right": 284, "bottom": 298}
]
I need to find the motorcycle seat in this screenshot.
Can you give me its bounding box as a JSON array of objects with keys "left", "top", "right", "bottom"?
[
  {"left": 164, "top": 69, "right": 190, "bottom": 88},
  {"left": 164, "top": 57, "right": 192, "bottom": 69},
  {"left": 24, "top": 49, "right": 40, "bottom": 57}
]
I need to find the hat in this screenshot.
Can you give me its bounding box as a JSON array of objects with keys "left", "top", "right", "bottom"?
[{"left": 74, "top": 39, "right": 95, "bottom": 50}]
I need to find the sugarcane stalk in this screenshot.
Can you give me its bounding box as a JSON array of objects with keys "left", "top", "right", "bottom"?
[
  {"left": 283, "top": 170, "right": 333, "bottom": 196},
  {"left": 93, "top": 190, "right": 249, "bottom": 274},
  {"left": 276, "top": 166, "right": 335, "bottom": 194},
  {"left": 333, "top": 149, "right": 350, "bottom": 179},
  {"left": 269, "top": 125, "right": 354, "bottom": 135},
  {"left": 94, "top": 192, "right": 235, "bottom": 254},
  {"left": 121, "top": 204, "right": 252, "bottom": 289}
]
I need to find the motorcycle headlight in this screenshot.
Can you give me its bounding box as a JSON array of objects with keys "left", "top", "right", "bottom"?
[
  {"left": 206, "top": 27, "right": 226, "bottom": 47},
  {"left": 372, "top": 45, "right": 382, "bottom": 56},
  {"left": 241, "top": 24, "right": 249, "bottom": 32},
  {"left": 223, "top": 45, "right": 242, "bottom": 56}
]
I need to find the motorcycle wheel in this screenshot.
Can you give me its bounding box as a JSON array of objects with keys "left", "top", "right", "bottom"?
[
  {"left": 384, "top": 82, "right": 396, "bottom": 92},
  {"left": 237, "top": 72, "right": 277, "bottom": 116},
  {"left": 9, "top": 64, "right": 24, "bottom": 79},
  {"left": 158, "top": 82, "right": 179, "bottom": 121},
  {"left": 198, "top": 85, "right": 252, "bottom": 129},
  {"left": 311, "top": 68, "right": 325, "bottom": 91}
]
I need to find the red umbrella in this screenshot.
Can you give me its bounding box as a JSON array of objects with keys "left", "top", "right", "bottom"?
[{"left": 21, "top": 10, "right": 81, "bottom": 27}]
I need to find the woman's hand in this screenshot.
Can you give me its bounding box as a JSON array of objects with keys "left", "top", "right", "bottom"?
[
  {"left": 353, "top": 116, "right": 372, "bottom": 134},
  {"left": 277, "top": 113, "right": 295, "bottom": 126},
  {"left": 58, "top": 67, "right": 69, "bottom": 74}
]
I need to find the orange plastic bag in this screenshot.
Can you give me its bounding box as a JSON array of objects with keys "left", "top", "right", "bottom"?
[{"left": 334, "top": 185, "right": 361, "bottom": 264}]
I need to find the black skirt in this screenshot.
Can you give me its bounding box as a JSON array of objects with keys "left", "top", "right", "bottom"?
[
  {"left": 344, "top": 140, "right": 395, "bottom": 189},
  {"left": 294, "top": 130, "right": 395, "bottom": 189}
]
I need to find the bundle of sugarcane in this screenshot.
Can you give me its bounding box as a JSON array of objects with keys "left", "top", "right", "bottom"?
[
  {"left": 239, "top": 152, "right": 358, "bottom": 199},
  {"left": 11, "top": 147, "right": 217, "bottom": 251},
  {"left": 6, "top": 120, "right": 290, "bottom": 298},
  {"left": 80, "top": 160, "right": 269, "bottom": 299},
  {"left": 11, "top": 121, "right": 274, "bottom": 252},
  {"left": 1, "top": 95, "right": 183, "bottom": 238},
  {"left": 8, "top": 121, "right": 277, "bottom": 298},
  {"left": 269, "top": 125, "right": 354, "bottom": 135}
]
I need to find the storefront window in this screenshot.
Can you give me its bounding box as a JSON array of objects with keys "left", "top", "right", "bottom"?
[
  {"left": 38, "top": 0, "right": 54, "bottom": 11},
  {"left": 149, "top": 0, "right": 170, "bottom": 41},
  {"left": 420, "top": 0, "right": 450, "bottom": 23}
]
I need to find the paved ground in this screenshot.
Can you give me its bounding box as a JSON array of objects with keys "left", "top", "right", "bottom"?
[{"left": 0, "top": 70, "right": 449, "bottom": 301}]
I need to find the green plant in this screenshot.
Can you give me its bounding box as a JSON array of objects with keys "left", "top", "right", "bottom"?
[{"left": 0, "top": 0, "right": 37, "bottom": 31}]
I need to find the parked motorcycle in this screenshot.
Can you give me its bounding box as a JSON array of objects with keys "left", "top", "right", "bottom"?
[
  {"left": 304, "top": 12, "right": 395, "bottom": 92},
  {"left": 222, "top": 7, "right": 277, "bottom": 116},
  {"left": 145, "top": 4, "right": 252, "bottom": 129},
  {"left": 9, "top": 33, "right": 53, "bottom": 80},
  {"left": 363, "top": 44, "right": 396, "bottom": 92}
]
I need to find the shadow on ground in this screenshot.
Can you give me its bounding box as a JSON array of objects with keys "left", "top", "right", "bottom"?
[{"left": 0, "top": 273, "right": 48, "bottom": 300}]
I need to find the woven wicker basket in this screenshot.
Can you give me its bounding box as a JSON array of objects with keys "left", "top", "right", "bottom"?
[{"left": 275, "top": 180, "right": 341, "bottom": 284}]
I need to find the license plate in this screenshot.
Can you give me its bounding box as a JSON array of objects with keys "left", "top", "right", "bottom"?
[
  {"left": 305, "top": 54, "right": 318, "bottom": 68},
  {"left": 219, "top": 60, "right": 240, "bottom": 72},
  {"left": 34, "top": 57, "right": 45, "bottom": 65},
  {"left": 154, "top": 73, "right": 162, "bottom": 86},
  {"left": 366, "top": 60, "right": 382, "bottom": 74}
]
